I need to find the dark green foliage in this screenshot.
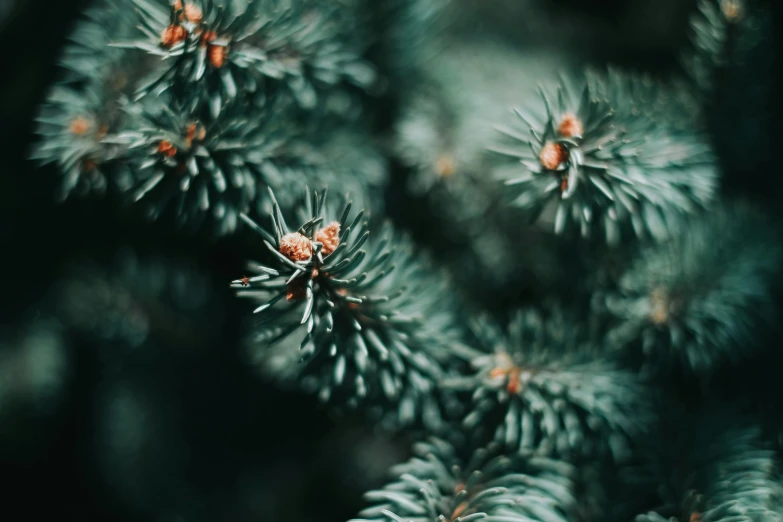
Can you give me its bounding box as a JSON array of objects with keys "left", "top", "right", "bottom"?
[
  {"left": 631, "top": 406, "right": 783, "bottom": 522},
  {"left": 0, "top": 320, "right": 68, "bottom": 447},
  {"left": 50, "top": 247, "right": 224, "bottom": 351},
  {"left": 390, "top": 38, "right": 580, "bottom": 305},
  {"left": 361, "top": 0, "right": 451, "bottom": 94},
  {"left": 117, "top": 0, "right": 376, "bottom": 113},
  {"left": 11, "top": 0, "right": 783, "bottom": 520},
  {"left": 109, "top": 97, "right": 313, "bottom": 234},
  {"left": 683, "top": 0, "right": 768, "bottom": 98},
  {"left": 32, "top": 84, "right": 128, "bottom": 200},
  {"left": 285, "top": 127, "right": 389, "bottom": 216},
  {"left": 350, "top": 437, "right": 577, "bottom": 522},
  {"left": 32, "top": 0, "right": 387, "bottom": 235},
  {"left": 682, "top": 0, "right": 775, "bottom": 183},
  {"left": 598, "top": 204, "right": 782, "bottom": 379},
  {"left": 452, "top": 307, "right": 653, "bottom": 463},
  {"left": 58, "top": 0, "right": 139, "bottom": 83},
  {"left": 493, "top": 70, "right": 717, "bottom": 244},
  {"left": 234, "top": 189, "right": 465, "bottom": 429},
  {"left": 31, "top": 1, "right": 143, "bottom": 201}
]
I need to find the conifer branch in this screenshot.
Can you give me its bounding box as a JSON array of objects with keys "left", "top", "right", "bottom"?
[
  {"left": 598, "top": 204, "right": 782, "bottom": 379},
  {"left": 350, "top": 438, "right": 577, "bottom": 522},
  {"left": 234, "top": 189, "right": 467, "bottom": 429},
  {"left": 494, "top": 70, "right": 718, "bottom": 244},
  {"left": 453, "top": 307, "right": 654, "bottom": 464}
]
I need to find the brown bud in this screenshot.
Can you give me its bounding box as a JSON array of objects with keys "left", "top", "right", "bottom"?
[
  {"left": 157, "top": 140, "right": 177, "bottom": 157},
  {"left": 69, "top": 117, "right": 90, "bottom": 136},
  {"left": 279, "top": 232, "right": 312, "bottom": 261},
  {"left": 559, "top": 174, "right": 570, "bottom": 194},
  {"left": 450, "top": 502, "right": 470, "bottom": 521},
  {"left": 557, "top": 113, "right": 584, "bottom": 138},
  {"left": 200, "top": 30, "right": 217, "bottom": 46},
  {"left": 435, "top": 154, "right": 456, "bottom": 177},
  {"left": 721, "top": 0, "right": 742, "bottom": 21},
  {"left": 183, "top": 3, "right": 203, "bottom": 24},
  {"left": 185, "top": 122, "right": 206, "bottom": 148},
  {"left": 314, "top": 222, "right": 341, "bottom": 256},
  {"left": 649, "top": 288, "right": 669, "bottom": 325},
  {"left": 539, "top": 142, "right": 568, "bottom": 170},
  {"left": 506, "top": 367, "right": 522, "bottom": 394},
  {"left": 208, "top": 44, "right": 227, "bottom": 68},
  {"left": 161, "top": 24, "right": 187, "bottom": 47}
]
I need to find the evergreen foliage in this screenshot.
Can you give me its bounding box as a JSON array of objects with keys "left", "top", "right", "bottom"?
[
  {"left": 350, "top": 437, "right": 577, "bottom": 522},
  {"left": 7, "top": 0, "right": 783, "bottom": 520},
  {"left": 632, "top": 406, "right": 783, "bottom": 522},
  {"left": 492, "top": 70, "right": 717, "bottom": 244},
  {"left": 453, "top": 307, "right": 653, "bottom": 463},
  {"left": 682, "top": 0, "right": 776, "bottom": 184},
  {"left": 598, "top": 204, "right": 782, "bottom": 379},
  {"left": 234, "top": 189, "right": 465, "bottom": 429}
]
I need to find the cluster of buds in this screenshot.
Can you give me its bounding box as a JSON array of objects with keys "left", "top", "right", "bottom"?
[
  {"left": 277, "top": 223, "right": 342, "bottom": 302},
  {"left": 185, "top": 122, "right": 206, "bottom": 148},
  {"left": 538, "top": 113, "right": 585, "bottom": 194},
  {"left": 488, "top": 352, "right": 528, "bottom": 395},
  {"left": 278, "top": 222, "right": 342, "bottom": 263},
  {"left": 156, "top": 121, "right": 206, "bottom": 163},
  {"left": 160, "top": 2, "right": 228, "bottom": 68}
]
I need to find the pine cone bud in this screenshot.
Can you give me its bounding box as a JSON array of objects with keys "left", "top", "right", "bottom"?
[
  {"left": 539, "top": 142, "right": 568, "bottom": 170},
  {"left": 721, "top": 0, "right": 742, "bottom": 21},
  {"left": 280, "top": 233, "right": 312, "bottom": 261},
  {"left": 435, "top": 154, "right": 456, "bottom": 177},
  {"left": 201, "top": 30, "right": 216, "bottom": 46},
  {"left": 649, "top": 288, "right": 669, "bottom": 325},
  {"left": 557, "top": 113, "right": 584, "bottom": 138},
  {"left": 183, "top": 3, "right": 203, "bottom": 24},
  {"left": 315, "top": 222, "right": 341, "bottom": 255},
  {"left": 157, "top": 140, "right": 177, "bottom": 157},
  {"left": 161, "top": 24, "right": 187, "bottom": 47},
  {"left": 185, "top": 122, "right": 206, "bottom": 148},
  {"left": 208, "top": 44, "right": 227, "bottom": 68},
  {"left": 69, "top": 117, "right": 90, "bottom": 136}
]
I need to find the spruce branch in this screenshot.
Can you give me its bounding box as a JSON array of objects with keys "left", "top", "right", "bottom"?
[
  {"left": 452, "top": 307, "right": 654, "bottom": 463},
  {"left": 631, "top": 407, "right": 783, "bottom": 522},
  {"left": 58, "top": 0, "right": 141, "bottom": 83},
  {"left": 107, "top": 96, "right": 313, "bottom": 235},
  {"left": 31, "top": 0, "right": 151, "bottom": 201},
  {"left": 31, "top": 84, "right": 129, "bottom": 201},
  {"left": 682, "top": 0, "right": 766, "bottom": 97},
  {"left": 598, "top": 204, "right": 782, "bottom": 379},
  {"left": 350, "top": 437, "right": 577, "bottom": 522},
  {"left": 682, "top": 0, "right": 775, "bottom": 181},
  {"left": 115, "top": 0, "right": 375, "bottom": 115},
  {"left": 493, "top": 70, "right": 717, "bottom": 244},
  {"left": 234, "top": 189, "right": 466, "bottom": 430}
]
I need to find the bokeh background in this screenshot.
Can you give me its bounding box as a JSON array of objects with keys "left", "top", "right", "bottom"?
[{"left": 1, "top": 1, "right": 782, "bottom": 521}]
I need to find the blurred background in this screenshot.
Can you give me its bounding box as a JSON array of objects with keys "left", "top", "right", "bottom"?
[{"left": 0, "top": 1, "right": 781, "bottom": 521}]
